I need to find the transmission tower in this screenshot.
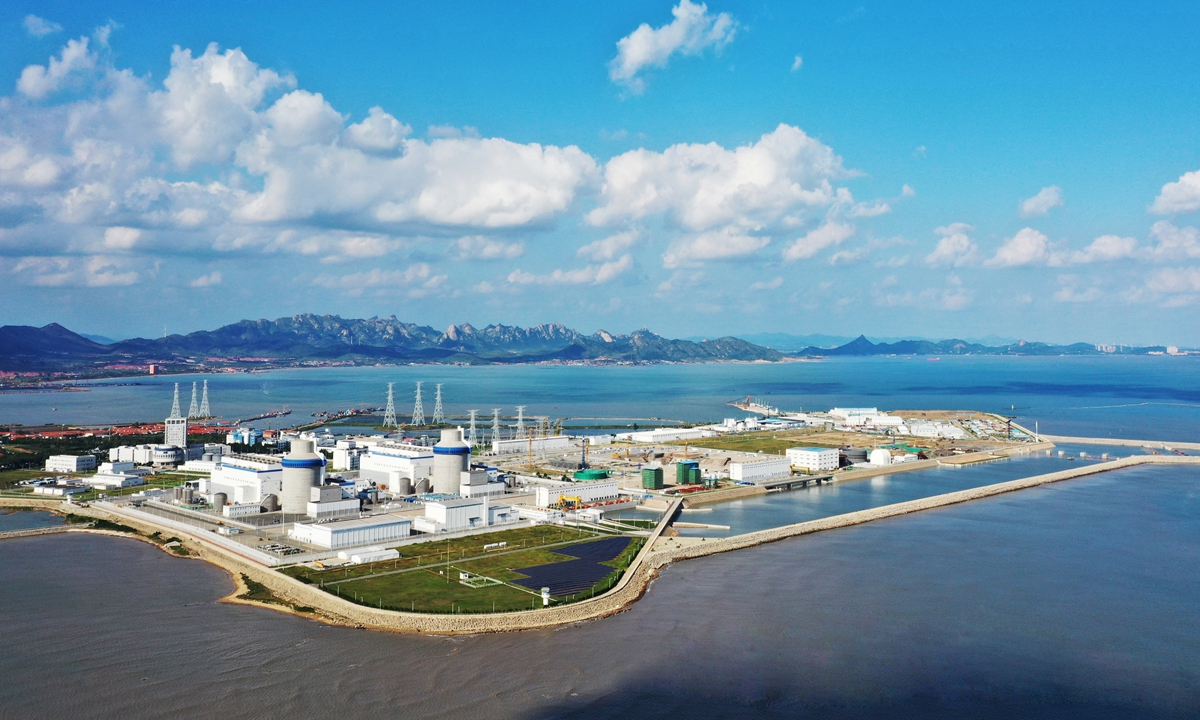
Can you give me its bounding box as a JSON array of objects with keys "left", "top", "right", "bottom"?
[
  {"left": 433, "top": 383, "right": 444, "bottom": 424},
  {"left": 383, "top": 382, "right": 397, "bottom": 428},
  {"left": 169, "top": 383, "right": 182, "bottom": 419},
  {"left": 515, "top": 405, "right": 526, "bottom": 437},
  {"left": 198, "top": 380, "right": 211, "bottom": 418},
  {"left": 491, "top": 408, "right": 501, "bottom": 446},
  {"left": 187, "top": 382, "right": 200, "bottom": 418},
  {"left": 467, "top": 410, "right": 478, "bottom": 446},
  {"left": 412, "top": 382, "right": 425, "bottom": 426}
]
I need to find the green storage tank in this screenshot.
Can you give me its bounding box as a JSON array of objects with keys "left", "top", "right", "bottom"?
[
  {"left": 676, "top": 460, "right": 700, "bottom": 484},
  {"left": 642, "top": 466, "right": 664, "bottom": 490},
  {"left": 573, "top": 469, "right": 610, "bottom": 481},
  {"left": 689, "top": 467, "right": 702, "bottom": 484}
]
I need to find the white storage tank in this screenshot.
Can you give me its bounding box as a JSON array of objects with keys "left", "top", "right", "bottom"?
[
  {"left": 432, "top": 428, "right": 470, "bottom": 495},
  {"left": 281, "top": 439, "right": 325, "bottom": 514},
  {"left": 868, "top": 448, "right": 892, "bottom": 466}
]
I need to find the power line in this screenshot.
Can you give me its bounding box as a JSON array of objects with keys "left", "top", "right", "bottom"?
[{"left": 412, "top": 382, "right": 425, "bottom": 426}]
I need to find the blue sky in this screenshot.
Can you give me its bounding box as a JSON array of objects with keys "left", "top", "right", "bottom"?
[{"left": 1, "top": 1, "right": 1199, "bottom": 345}]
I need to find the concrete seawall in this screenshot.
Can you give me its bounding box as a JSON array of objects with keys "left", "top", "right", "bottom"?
[
  {"left": 1041, "top": 434, "right": 1200, "bottom": 452},
  {"left": 2, "top": 452, "right": 1195, "bottom": 635}
]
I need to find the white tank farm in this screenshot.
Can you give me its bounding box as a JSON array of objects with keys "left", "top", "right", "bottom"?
[
  {"left": 281, "top": 438, "right": 325, "bottom": 514},
  {"left": 432, "top": 428, "right": 470, "bottom": 495}
]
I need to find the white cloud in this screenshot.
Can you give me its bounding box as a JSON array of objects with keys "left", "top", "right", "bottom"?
[
  {"left": 427, "top": 124, "right": 480, "bottom": 139},
  {"left": 103, "top": 226, "right": 141, "bottom": 250},
  {"left": 925, "top": 223, "right": 978, "bottom": 267},
  {"left": 1053, "top": 276, "right": 1101, "bottom": 303},
  {"left": 335, "top": 235, "right": 398, "bottom": 260},
  {"left": 453, "top": 235, "right": 524, "bottom": 260},
  {"left": 262, "top": 90, "right": 344, "bottom": 148},
  {"left": 873, "top": 274, "right": 971, "bottom": 310},
  {"left": 1151, "top": 170, "right": 1200, "bottom": 215},
  {"left": 578, "top": 231, "right": 637, "bottom": 262},
  {"left": 190, "top": 271, "right": 222, "bottom": 287},
  {"left": 0, "top": 137, "right": 62, "bottom": 187},
  {"left": 1145, "top": 221, "right": 1200, "bottom": 259},
  {"left": 153, "top": 43, "right": 292, "bottom": 168},
  {"left": 17, "top": 36, "right": 97, "bottom": 99},
  {"left": 314, "top": 264, "right": 446, "bottom": 297},
  {"left": 985, "top": 227, "right": 1051, "bottom": 267},
  {"left": 14, "top": 255, "right": 138, "bottom": 286},
  {"left": 24, "top": 15, "right": 63, "bottom": 38},
  {"left": 791, "top": 55, "right": 803, "bottom": 71},
  {"left": 1069, "top": 234, "right": 1138, "bottom": 263},
  {"left": 749, "top": 276, "right": 783, "bottom": 291},
  {"left": 1019, "top": 186, "right": 1064, "bottom": 218},
  {"left": 609, "top": 0, "right": 737, "bottom": 94},
  {"left": 781, "top": 221, "right": 855, "bottom": 261},
  {"left": 901, "top": 184, "right": 916, "bottom": 197},
  {"left": 507, "top": 254, "right": 632, "bottom": 285},
  {"left": 344, "top": 106, "right": 410, "bottom": 153},
  {"left": 847, "top": 200, "right": 890, "bottom": 218},
  {"left": 663, "top": 227, "right": 769, "bottom": 268},
  {"left": 590, "top": 124, "right": 846, "bottom": 235}
]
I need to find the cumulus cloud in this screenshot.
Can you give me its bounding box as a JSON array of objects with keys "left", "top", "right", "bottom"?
[
  {"left": 190, "top": 270, "right": 222, "bottom": 287},
  {"left": 781, "top": 222, "right": 855, "bottom": 261},
  {"left": 17, "top": 36, "right": 97, "bottom": 99},
  {"left": 103, "top": 226, "right": 141, "bottom": 250},
  {"left": 314, "top": 264, "right": 446, "bottom": 297},
  {"left": 590, "top": 124, "right": 846, "bottom": 238},
  {"left": 453, "top": 235, "right": 524, "bottom": 260},
  {"left": 1069, "top": 234, "right": 1138, "bottom": 263},
  {"left": 24, "top": 15, "right": 63, "bottom": 38},
  {"left": 1151, "top": 170, "right": 1200, "bottom": 215},
  {"left": 663, "top": 227, "right": 769, "bottom": 268},
  {"left": 1145, "top": 221, "right": 1200, "bottom": 259},
  {"left": 578, "top": 231, "right": 637, "bottom": 262},
  {"left": 925, "top": 223, "right": 978, "bottom": 267},
  {"left": 14, "top": 255, "right": 138, "bottom": 286},
  {"left": 609, "top": 0, "right": 737, "bottom": 94},
  {"left": 791, "top": 55, "right": 803, "bottom": 71},
  {"left": 985, "top": 227, "right": 1051, "bottom": 267},
  {"left": 507, "top": 255, "right": 632, "bottom": 285},
  {"left": 343, "top": 106, "right": 410, "bottom": 153},
  {"left": 1019, "top": 186, "right": 1063, "bottom": 218}
]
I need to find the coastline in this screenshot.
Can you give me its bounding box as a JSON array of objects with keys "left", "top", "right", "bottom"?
[{"left": 4, "top": 448, "right": 1196, "bottom": 635}]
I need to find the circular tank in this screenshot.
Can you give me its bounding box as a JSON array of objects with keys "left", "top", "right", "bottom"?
[
  {"left": 840, "top": 447, "right": 867, "bottom": 466},
  {"left": 414, "top": 478, "right": 430, "bottom": 495},
  {"left": 181, "top": 487, "right": 194, "bottom": 505},
  {"left": 397, "top": 477, "right": 413, "bottom": 495},
  {"left": 574, "top": 469, "right": 609, "bottom": 480},
  {"left": 281, "top": 439, "right": 325, "bottom": 514},
  {"left": 432, "top": 428, "right": 470, "bottom": 494},
  {"left": 212, "top": 492, "right": 227, "bottom": 508},
  {"left": 202, "top": 453, "right": 213, "bottom": 462},
  {"left": 260, "top": 494, "right": 280, "bottom": 512}
]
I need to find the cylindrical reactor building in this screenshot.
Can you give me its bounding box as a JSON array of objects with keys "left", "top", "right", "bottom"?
[
  {"left": 432, "top": 428, "right": 470, "bottom": 495},
  {"left": 281, "top": 438, "right": 325, "bottom": 514}
]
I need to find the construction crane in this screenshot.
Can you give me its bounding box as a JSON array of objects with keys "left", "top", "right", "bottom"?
[{"left": 558, "top": 496, "right": 583, "bottom": 510}]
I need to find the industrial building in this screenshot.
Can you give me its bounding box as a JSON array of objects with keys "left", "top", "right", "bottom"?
[
  {"left": 412, "top": 497, "right": 514, "bottom": 534},
  {"left": 358, "top": 441, "right": 434, "bottom": 495},
  {"left": 280, "top": 439, "right": 325, "bottom": 514},
  {"left": 226, "top": 427, "right": 263, "bottom": 446},
  {"left": 786, "top": 447, "right": 840, "bottom": 472},
  {"left": 641, "top": 466, "right": 664, "bottom": 490},
  {"left": 620, "top": 427, "right": 714, "bottom": 443},
  {"left": 44, "top": 455, "right": 96, "bottom": 473},
  {"left": 490, "top": 434, "right": 571, "bottom": 455},
  {"left": 729, "top": 458, "right": 792, "bottom": 483},
  {"left": 204, "top": 454, "right": 282, "bottom": 505},
  {"left": 535, "top": 480, "right": 620, "bottom": 508},
  {"left": 460, "top": 469, "right": 506, "bottom": 498},
  {"left": 675, "top": 460, "right": 702, "bottom": 484},
  {"left": 86, "top": 472, "right": 144, "bottom": 490},
  {"left": 869, "top": 448, "right": 893, "bottom": 466},
  {"left": 306, "top": 484, "right": 360, "bottom": 519},
  {"left": 288, "top": 514, "right": 412, "bottom": 550}
]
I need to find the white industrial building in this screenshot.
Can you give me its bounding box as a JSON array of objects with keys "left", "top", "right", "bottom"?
[
  {"left": 412, "top": 498, "right": 513, "bottom": 534},
  {"left": 619, "top": 428, "right": 714, "bottom": 444},
  {"left": 33, "top": 484, "right": 87, "bottom": 496},
  {"left": 222, "top": 503, "right": 263, "bottom": 518},
  {"left": 514, "top": 506, "right": 565, "bottom": 522},
  {"left": 288, "top": 514, "right": 412, "bottom": 550},
  {"left": 905, "top": 421, "right": 967, "bottom": 440},
  {"left": 306, "top": 485, "right": 360, "bottom": 519},
  {"left": 205, "top": 454, "right": 282, "bottom": 505},
  {"left": 535, "top": 480, "right": 619, "bottom": 508},
  {"left": 868, "top": 449, "right": 892, "bottom": 466},
  {"left": 44, "top": 455, "right": 96, "bottom": 473},
  {"left": 729, "top": 458, "right": 792, "bottom": 483},
  {"left": 459, "top": 469, "right": 505, "bottom": 498},
  {"left": 332, "top": 442, "right": 369, "bottom": 471},
  {"left": 491, "top": 435, "right": 572, "bottom": 455},
  {"left": 358, "top": 441, "right": 434, "bottom": 494},
  {"left": 786, "top": 447, "right": 840, "bottom": 472},
  {"left": 340, "top": 547, "right": 399, "bottom": 564},
  {"left": 86, "top": 472, "right": 144, "bottom": 490},
  {"left": 164, "top": 416, "right": 188, "bottom": 448}
]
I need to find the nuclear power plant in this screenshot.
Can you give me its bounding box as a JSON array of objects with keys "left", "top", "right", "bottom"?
[
  {"left": 432, "top": 427, "right": 471, "bottom": 494},
  {"left": 280, "top": 438, "right": 325, "bottom": 513}
]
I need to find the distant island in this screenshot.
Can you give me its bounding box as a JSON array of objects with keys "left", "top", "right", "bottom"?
[{"left": 0, "top": 314, "right": 1179, "bottom": 382}]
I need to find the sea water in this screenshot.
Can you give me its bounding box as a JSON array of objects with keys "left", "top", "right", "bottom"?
[{"left": 2, "top": 355, "right": 1200, "bottom": 441}]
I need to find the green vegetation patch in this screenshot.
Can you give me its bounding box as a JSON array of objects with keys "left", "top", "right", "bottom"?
[{"left": 237, "top": 573, "right": 306, "bottom": 611}]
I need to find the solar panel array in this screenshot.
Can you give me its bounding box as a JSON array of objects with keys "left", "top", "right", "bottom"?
[{"left": 513, "top": 537, "right": 633, "bottom": 597}]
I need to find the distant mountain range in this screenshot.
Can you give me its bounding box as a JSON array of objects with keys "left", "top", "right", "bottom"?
[
  {"left": 0, "top": 317, "right": 1174, "bottom": 377},
  {"left": 0, "top": 315, "right": 782, "bottom": 373},
  {"left": 723, "top": 332, "right": 1024, "bottom": 350}
]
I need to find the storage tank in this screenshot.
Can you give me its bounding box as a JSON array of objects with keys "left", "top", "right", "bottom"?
[
  {"left": 432, "top": 428, "right": 470, "bottom": 494},
  {"left": 212, "top": 492, "right": 227, "bottom": 509},
  {"left": 414, "top": 478, "right": 430, "bottom": 495},
  {"left": 840, "top": 447, "right": 868, "bottom": 466},
  {"left": 181, "top": 487, "right": 194, "bottom": 505},
  {"left": 281, "top": 438, "right": 325, "bottom": 514},
  {"left": 260, "top": 494, "right": 280, "bottom": 512},
  {"left": 397, "top": 477, "right": 413, "bottom": 496},
  {"left": 868, "top": 448, "right": 892, "bottom": 466}
]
